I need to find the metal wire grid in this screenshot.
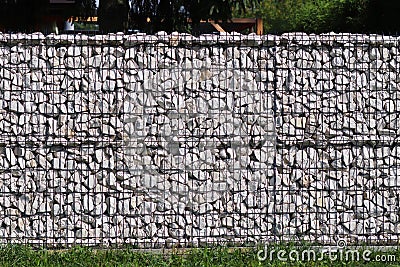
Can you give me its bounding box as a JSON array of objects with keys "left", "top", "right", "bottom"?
[{"left": 0, "top": 32, "right": 397, "bottom": 248}]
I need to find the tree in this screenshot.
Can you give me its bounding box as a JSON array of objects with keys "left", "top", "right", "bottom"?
[
  {"left": 115, "top": 0, "right": 260, "bottom": 33},
  {"left": 187, "top": 0, "right": 259, "bottom": 24},
  {"left": 0, "top": 0, "right": 96, "bottom": 33},
  {"left": 233, "top": 0, "right": 370, "bottom": 33},
  {"left": 98, "top": 0, "right": 130, "bottom": 32},
  {"left": 0, "top": 0, "right": 258, "bottom": 33},
  {"left": 232, "top": 0, "right": 400, "bottom": 34},
  {"left": 364, "top": 0, "right": 400, "bottom": 33}
]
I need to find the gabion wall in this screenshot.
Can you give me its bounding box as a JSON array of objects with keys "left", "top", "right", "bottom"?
[{"left": 0, "top": 32, "right": 399, "bottom": 247}]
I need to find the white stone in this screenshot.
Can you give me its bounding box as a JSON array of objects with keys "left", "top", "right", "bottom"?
[
  {"left": 101, "top": 125, "right": 116, "bottom": 135},
  {"left": 139, "top": 201, "right": 156, "bottom": 215},
  {"left": 52, "top": 157, "right": 66, "bottom": 169},
  {"left": 204, "top": 191, "right": 222, "bottom": 202},
  {"left": 5, "top": 148, "right": 17, "bottom": 166},
  {"left": 84, "top": 175, "right": 97, "bottom": 190},
  {"left": 105, "top": 173, "right": 117, "bottom": 188},
  {"left": 342, "top": 221, "right": 357, "bottom": 232},
  {"left": 329, "top": 136, "right": 351, "bottom": 145},
  {"left": 332, "top": 56, "right": 345, "bottom": 67},
  {"left": 67, "top": 46, "right": 81, "bottom": 57},
  {"left": 52, "top": 203, "right": 61, "bottom": 216},
  {"left": 38, "top": 103, "right": 58, "bottom": 115},
  {"left": 253, "top": 148, "right": 272, "bottom": 163},
  {"left": 106, "top": 197, "right": 117, "bottom": 215},
  {"left": 199, "top": 150, "right": 213, "bottom": 162},
  {"left": 9, "top": 101, "right": 25, "bottom": 113},
  {"left": 18, "top": 194, "right": 31, "bottom": 214},
  {"left": 384, "top": 176, "right": 400, "bottom": 187},
  {"left": 142, "top": 174, "right": 158, "bottom": 188},
  {"left": 83, "top": 195, "right": 94, "bottom": 212},
  {"left": 290, "top": 117, "right": 307, "bottom": 129}
]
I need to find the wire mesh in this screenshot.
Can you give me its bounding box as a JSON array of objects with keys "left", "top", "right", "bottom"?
[{"left": 0, "top": 32, "right": 397, "bottom": 248}]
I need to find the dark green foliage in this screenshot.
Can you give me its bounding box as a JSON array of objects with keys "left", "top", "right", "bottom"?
[
  {"left": 233, "top": 0, "right": 400, "bottom": 34},
  {"left": 233, "top": 0, "right": 370, "bottom": 33},
  {"left": 296, "top": 0, "right": 378, "bottom": 33},
  {"left": 127, "top": 0, "right": 395, "bottom": 34}
]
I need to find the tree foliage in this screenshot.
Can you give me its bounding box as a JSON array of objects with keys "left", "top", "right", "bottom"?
[
  {"left": 98, "top": 0, "right": 130, "bottom": 32},
  {"left": 1, "top": 0, "right": 400, "bottom": 34},
  {"left": 129, "top": 0, "right": 187, "bottom": 32},
  {"left": 128, "top": 0, "right": 260, "bottom": 33},
  {"left": 233, "top": 0, "right": 400, "bottom": 34},
  {"left": 0, "top": 0, "right": 96, "bottom": 32},
  {"left": 233, "top": 0, "right": 370, "bottom": 33}
]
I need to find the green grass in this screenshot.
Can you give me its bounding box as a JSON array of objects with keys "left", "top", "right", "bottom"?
[{"left": 0, "top": 244, "right": 399, "bottom": 266}]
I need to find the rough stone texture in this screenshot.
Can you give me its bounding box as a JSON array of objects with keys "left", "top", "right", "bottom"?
[{"left": 0, "top": 32, "right": 399, "bottom": 247}]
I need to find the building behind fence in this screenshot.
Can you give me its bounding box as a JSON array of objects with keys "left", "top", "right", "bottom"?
[{"left": 0, "top": 32, "right": 398, "bottom": 247}]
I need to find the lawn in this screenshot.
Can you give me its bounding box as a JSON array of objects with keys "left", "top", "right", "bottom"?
[{"left": 0, "top": 244, "right": 399, "bottom": 266}]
